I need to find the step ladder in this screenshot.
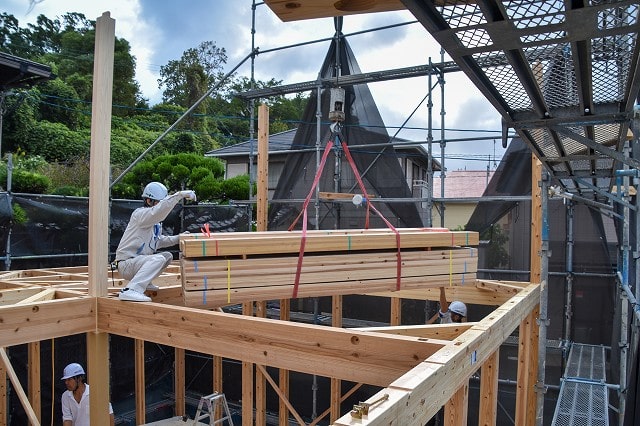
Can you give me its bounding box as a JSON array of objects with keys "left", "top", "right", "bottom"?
[{"left": 193, "top": 392, "right": 234, "bottom": 426}]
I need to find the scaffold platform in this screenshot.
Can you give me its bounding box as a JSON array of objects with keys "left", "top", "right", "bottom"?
[{"left": 551, "top": 343, "right": 609, "bottom": 426}]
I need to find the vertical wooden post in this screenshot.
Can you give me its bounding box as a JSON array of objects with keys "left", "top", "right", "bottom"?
[
  {"left": 330, "top": 295, "right": 343, "bottom": 423},
  {"left": 479, "top": 350, "right": 499, "bottom": 425},
  {"left": 444, "top": 380, "right": 469, "bottom": 426},
  {"left": 390, "top": 297, "right": 401, "bottom": 326},
  {"left": 256, "top": 103, "right": 269, "bottom": 232},
  {"left": 174, "top": 347, "right": 185, "bottom": 417},
  {"left": 214, "top": 355, "right": 223, "bottom": 419},
  {"left": 0, "top": 353, "right": 5, "bottom": 426},
  {"left": 27, "top": 342, "right": 40, "bottom": 424},
  {"left": 87, "top": 12, "right": 115, "bottom": 426},
  {"left": 279, "top": 299, "right": 290, "bottom": 425},
  {"left": 242, "top": 302, "right": 254, "bottom": 426},
  {"left": 256, "top": 301, "right": 267, "bottom": 426},
  {"left": 135, "top": 339, "right": 146, "bottom": 425}
]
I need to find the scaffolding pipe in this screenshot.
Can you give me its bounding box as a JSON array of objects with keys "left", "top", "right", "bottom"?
[
  {"left": 438, "top": 48, "right": 446, "bottom": 228},
  {"left": 535, "top": 170, "right": 550, "bottom": 426},
  {"left": 426, "top": 57, "right": 434, "bottom": 227},
  {"left": 563, "top": 200, "right": 575, "bottom": 360},
  {"left": 3, "top": 154, "right": 12, "bottom": 270}
]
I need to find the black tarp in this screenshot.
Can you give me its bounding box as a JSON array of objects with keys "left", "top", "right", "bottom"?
[
  {"left": 0, "top": 193, "right": 249, "bottom": 270},
  {"left": 268, "top": 18, "right": 423, "bottom": 230}
]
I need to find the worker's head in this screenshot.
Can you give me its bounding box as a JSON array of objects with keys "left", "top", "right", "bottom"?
[
  {"left": 142, "top": 181, "right": 168, "bottom": 207},
  {"left": 448, "top": 301, "right": 467, "bottom": 323},
  {"left": 61, "top": 363, "right": 86, "bottom": 390}
]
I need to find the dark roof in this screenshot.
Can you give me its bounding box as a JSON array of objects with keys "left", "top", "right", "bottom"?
[
  {"left": 0, "top": 52, "right": 55, "bottom": 90},
  {"left": 205, "top": 128, "right": 441, "bottom": 170}
]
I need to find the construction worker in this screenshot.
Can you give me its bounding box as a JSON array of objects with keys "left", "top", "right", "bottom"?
[
  {"left": 438, "top": 287, "right": 467, "bottom": 323},
  {"left": 115, "top": 181, "right": 196, "bottom": 302},
  {"left": 61, "top": 362, "right": 114, "bottom": 426}
]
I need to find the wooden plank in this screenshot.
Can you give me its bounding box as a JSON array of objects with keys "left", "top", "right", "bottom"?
[
  {"left": 351, "top": 323, "right": 472, "bottom": 341},
  {"left": 263, "top": 0, "right": 405, "bottom": 22},
  {"left": 279, "top": 299, "right": 290, "bottom": 425},
  {"left": 0, "top": 351, "right": 5, "bottom": 426},
  {"left": 180, "top": 229, "right": 478, "bottom": 258},
  {"left": 0, "top": 298, "right": 95, "bottom": 347},
  {"left": 242, "top": 301, "right": 254, "bottom": 426},
  {"left": 183, "top": 274, "right": 472, "bottom": 308},
  {"left": 97, "top": 298, "right": 445, "bottom": 387},
  {"left": 331, "top": 295, "right": 343, "bottom": 424},
  {"left": 368, "top": 283, "right": 512, "bottom": 306}
]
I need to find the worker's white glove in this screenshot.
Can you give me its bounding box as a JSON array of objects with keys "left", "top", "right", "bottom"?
[{"left": 180, "top": 190, "right": 197, "bottom": 202}]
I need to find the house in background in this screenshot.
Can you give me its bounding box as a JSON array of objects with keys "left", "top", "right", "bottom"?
[
  {"left": 206, "top": 128, "right": 440, "bottom": 206},
  {"left": 431, "top": 169, "right": 495, "bottom": 229}
]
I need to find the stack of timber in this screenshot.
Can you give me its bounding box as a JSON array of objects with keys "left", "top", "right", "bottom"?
[{"left": 179, "top": 228, "right": 479, "bottom": 308}]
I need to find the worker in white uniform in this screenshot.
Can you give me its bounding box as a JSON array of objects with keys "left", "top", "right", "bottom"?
[
  {"left": 60, "top": 362, "right": 114, "bottom": 426},
  {"left": 438, "top": 287, "right": 467, "bottom": 323},
  {"left": 115, "top": 181, "right": 196, "bottom": 302}
]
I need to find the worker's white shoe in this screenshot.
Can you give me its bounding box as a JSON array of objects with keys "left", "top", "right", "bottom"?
[
  {"left": 146, "top": 283, "right": 160, "bottom": 291},
  {"left": 118, "top": 288, "right": 151, "bottom": 302}
]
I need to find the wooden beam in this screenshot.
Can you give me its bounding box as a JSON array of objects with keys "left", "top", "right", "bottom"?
[
  {"left": 256, "top": 103, "right": 269, "bottom": 232},
  {"left": 478, "top": 350, "right": 499, "bottom": 426},
  {"left": 0, "top": 298, "right": 94, "bottom": 347},
  {"left": 352, "top": 323, "right": 471, "bottom": 341},
  {"left": 97, "top": 298, "right": 444, "bottom": 387},
  {"left": 333, "top": 283, "right": 540, "bottom": 425},
  {"left": 370, "top": 282, "right": 512, "bottom": 306},
  {"left": 263, "top": 0, "right": 405, "bottom": 22}
]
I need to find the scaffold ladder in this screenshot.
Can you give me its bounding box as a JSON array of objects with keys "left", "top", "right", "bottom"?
[{"left": 193, "top": 392, "right": 234, "bottom": 426}]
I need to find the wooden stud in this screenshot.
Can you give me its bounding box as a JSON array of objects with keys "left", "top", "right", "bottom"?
[
  {"left": 331, "top": 295, "right": 343, "bottom": 423},
  {"left": 279, "top": 299, "right": 290, "bottom": 425},
  {"left": 242, "top": 302, "right": 254, "bottom": 426},
  {"left": 478, "top": 350, "right": 499, "bottom": 426},
  {"left": 174, "top": 347, "right": 185, "bottom": 417},
  {"left": 0, "top": 348, "right": 39, "bottom": 425},
  {"left": 256, "top": 301, "right": 267, "bottom": 426},
  {"left": 135, "top": 339, "right": 146, "bottom": 425},
  {"left": 256, "top": 103, "right": 269, "bottom": 232},
  {"left": 445, "top": 380, "right": 469, "bottom": 426},
  {"left": 27, "top": 342, "right": 40, "bottom": 424}
]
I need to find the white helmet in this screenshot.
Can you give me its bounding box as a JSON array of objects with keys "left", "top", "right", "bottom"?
[
  {"left": 61, "top": 363, "right": 85, "bottom": 380},
  {"left": 142, "top": 182, "right": 168, "bottom": 201},
  {"left": 449, "top": 301, "right": 467, "bottom": 317}
]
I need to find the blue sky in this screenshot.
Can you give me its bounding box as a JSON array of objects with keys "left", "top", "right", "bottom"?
[{"left": 2, "top": 0, "right": 506, "bottom": 170}]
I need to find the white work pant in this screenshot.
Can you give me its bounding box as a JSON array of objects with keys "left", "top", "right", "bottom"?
[{"left": 118, "top": 252, "right": 173, "bottom": 293}]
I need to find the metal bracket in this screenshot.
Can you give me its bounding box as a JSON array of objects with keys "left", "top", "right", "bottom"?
[{"left": 350, "top": 394, "right": 389, "bottom": 419}]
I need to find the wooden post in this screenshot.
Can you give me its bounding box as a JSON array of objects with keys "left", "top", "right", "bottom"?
[
  {"left": 88, "top": 12, "right": 115, "bottom": 426},
  {"left": 256, "top": 301, "right": 267, "bottom": 426},
  {"left": 174, "top": 348, "right": 185, "bottom": 417},
  {"left": 213, "top": 355, "right": 223, "bottom": 419},
  {"left": 27, "top": 342, "right": 40, "bottom": 425},
  {"left": 135, "top": 339, "right": 146, "bottom": 425},
  {"left": 330, "top": 295, "right": 343, "bottom": 423},
  {"left": 242, "top": 302, "right": 254, "bottom": 426},
  {"left": 444, "top": 380, "right": 469, "bottom": 426},
  {"left": 0, "top": 353, "right": 5, "bottom": 426},
  {"left": 478, "top": 350, "right": 499, "bottom": 425},
  {"left": 279, "top": 298, "right": 290, "bottom": 425},
  {"left": 256, "top": 104, "right": 269, "bottom": 231},
  {"left": 390, "top": 297, "right": 401, "bottom": 326}
]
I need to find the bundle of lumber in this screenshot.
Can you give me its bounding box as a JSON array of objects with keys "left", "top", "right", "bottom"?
[{"left": 179, "top": 228, "right": 479, "bottom": 308}]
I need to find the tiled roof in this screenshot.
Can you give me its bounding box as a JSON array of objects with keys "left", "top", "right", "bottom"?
[{"left": 432, "top": 170, "right": 495, "bottom": 198}]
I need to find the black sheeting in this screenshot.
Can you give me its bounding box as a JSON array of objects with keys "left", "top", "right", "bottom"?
[
  {"left": 268, "top": 18, "right": 423, "bottom": 230},
  {"left": 466, "top": 137, "right": 531, "bottom": 232},
  {"left": 1, "top": 193, "right": 249, "bottom": 269}
]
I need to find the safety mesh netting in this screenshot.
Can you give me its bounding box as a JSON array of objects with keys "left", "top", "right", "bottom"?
[
  {"left": 0, "top": 192, "right": 249, "bottom": 270},
  {"left": 268, "top": 20, "right": 423, "bottom": 230}
]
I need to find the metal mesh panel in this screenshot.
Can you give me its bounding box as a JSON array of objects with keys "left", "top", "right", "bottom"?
[
  {"left": 439, "top": 1, "right": 486, "bottom": 28},
  {"left": 593, "top": 123, "right": 622, "bottom": 145},
  {"left": 505, "top": 0, "right": 566, "bottom": 26},
  {"left": 539, "top": 129, "right": 560, "bottom": 157},
  {"left": 552, "top": 344, "right": 609, "bottom": 426},
  {"left": 473, "top": 52, "right": 532, "bottom": 110},
  {"left": 592, "top": 34, "right": 635, "bottom": 103}
]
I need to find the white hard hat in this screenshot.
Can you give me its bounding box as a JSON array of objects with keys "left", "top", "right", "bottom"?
[
  {"left": 449, "top": 301, "right": 467, "bottom": 317},
  {"left": 142, "top": 182, "right": 168, "bottom": 201},
  {"left": 61, "top": 363, "right": 85, "bottom": 380}
]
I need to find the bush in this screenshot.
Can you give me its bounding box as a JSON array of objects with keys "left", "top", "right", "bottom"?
[
  {"left": 11, "top": 170, "right": 51, "bottom": 193},
  {"left": 12, "top": 203, "right": 28, "bottom": 224}
]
